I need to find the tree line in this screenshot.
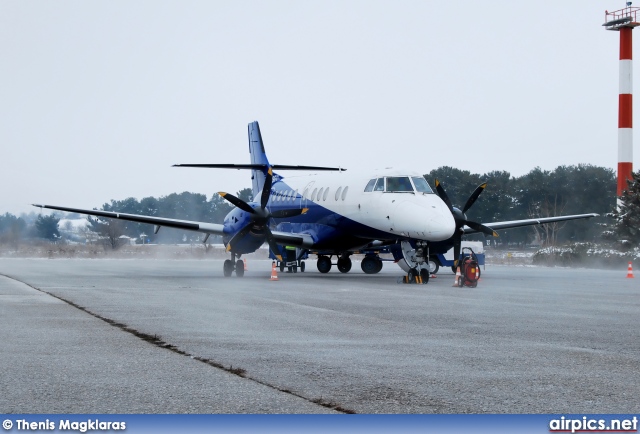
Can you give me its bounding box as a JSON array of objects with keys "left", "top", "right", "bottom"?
[
  {"left": 425, "top": 164, "right": 617, "bottom": 245},
  {"left": 1, "top": 164, "right": 637, "bottom": 248}
]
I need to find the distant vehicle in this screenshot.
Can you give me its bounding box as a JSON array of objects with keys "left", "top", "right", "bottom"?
[{"left": 34, "top": 121, "right": 598, "bottom": 283}]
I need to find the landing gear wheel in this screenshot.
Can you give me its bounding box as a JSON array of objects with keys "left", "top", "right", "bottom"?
[
  {"left": 288, "top": 266, "right": 293, "bottom": 273},
  {"left": 280, "top": 262, "right": 285, "bottom": 272},
  {"left": 223, "top": 259, "right": 233, "bottom": 277},
  {"left": 292, "top": 264, "right": 298, "bottom": 273},
  {"left": 337, "top": 256, "right": 352, "bottom": 273},
  {"left": 300, "top": 261, "right": 306, "bottom": 272},
  {"left": 361, "top": 256, "right": 381, "bottom": 274},
  {"left": 428, "top": 260, "right": 439, "bottom": 274},
  {"left": 317, "top": 256, "right": 332, "bottom": 273},
  {"left": 419, "top": 268, "right": 430, "bottom": 284},
  {"left": 408, "top": 268, "right": 419, "bottom": 283},
  {"left": 235, "top": 259, "right": 244, "bottom": 277}
]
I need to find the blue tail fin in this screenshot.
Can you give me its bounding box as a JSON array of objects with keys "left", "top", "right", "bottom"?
[{"left": 248, "top": 121, "right": 273, "bottom": 198}]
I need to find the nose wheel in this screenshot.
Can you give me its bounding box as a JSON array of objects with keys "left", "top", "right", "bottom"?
[
  {"left": 223, "top": 254, "right": 245, "bottom": 277},
  {"left": 401, "top": 267, "right": 429, "bottom": 284}
]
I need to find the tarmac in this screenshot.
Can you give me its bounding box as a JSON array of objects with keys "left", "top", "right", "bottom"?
[{"left": 0, "top": 258, "right": 638, "bottom": 414}]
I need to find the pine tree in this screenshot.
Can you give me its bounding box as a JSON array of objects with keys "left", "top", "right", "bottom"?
[{"left": 611, "top": 171, "right": 640, "bottom": 247}]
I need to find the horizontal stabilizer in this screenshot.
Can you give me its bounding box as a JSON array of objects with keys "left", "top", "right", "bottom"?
[{"left": 173, "top": 163, "right": 345, "bottom": 171}]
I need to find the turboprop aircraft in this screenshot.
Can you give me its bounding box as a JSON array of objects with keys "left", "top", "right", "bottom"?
[{"left": 34, "top": 121, "right": 598, "bottom": 283}]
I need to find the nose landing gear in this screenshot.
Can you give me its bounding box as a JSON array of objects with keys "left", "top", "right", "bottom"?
[
  {"left": 223, "top": 253, "right": 245, "bottom": 277},
  {"left": 398, "top": 240, "right": 431, "bottom": 284}
]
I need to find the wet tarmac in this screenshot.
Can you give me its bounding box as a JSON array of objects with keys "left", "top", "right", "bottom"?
[{"left": 1, "top": 258, "right": 638, "bottom": 414}]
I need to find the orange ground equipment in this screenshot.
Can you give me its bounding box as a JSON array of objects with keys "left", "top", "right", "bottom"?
[
  {"left": 456, "top": 247, "right": 480, "bottom": 288},
  {"left": 627, "top": 262, "right": 634, "bottom": 279}
]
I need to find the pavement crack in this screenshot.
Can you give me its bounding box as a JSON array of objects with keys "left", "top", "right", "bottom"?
[{"left": 0, "top": 273, "right": 356, "bottom": 414}]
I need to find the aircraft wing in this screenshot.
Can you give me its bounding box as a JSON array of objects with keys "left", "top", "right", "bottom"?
[
  {"left": 32, "top": 204, "right": 226, "bottom": 235},
  {"left": 462, "top": 213, "right": 599, "bottom": 235}
]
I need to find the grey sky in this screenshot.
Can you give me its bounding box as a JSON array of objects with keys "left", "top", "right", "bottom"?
[{"left": 0, "top": 1, "right": 631, "bottom": 216}]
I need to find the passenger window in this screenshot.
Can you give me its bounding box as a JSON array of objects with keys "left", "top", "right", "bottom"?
[
  {"left": 386, "top": 177, "right": 413, "bottom": 192},
  {"left": 303, "top": 188, "right": 309, "bottom": 199},
  {"left": 374, "top": 178, "right": 384, "bottom": 191},
  {"left": 342, "top": 186, "right": 349, "bottom": 200},
  {"left": 335, "top": 186, "right": 343, "bottom": 200},
  {"left": 317, "top": 188, "right": 324, "bottom": 201},
  {"left": 364, "top": 179, "right": 376, "bottom": 192},
  {"left": 412, "top": 177, "right": 434, "bottom": 193},
  {"left": 323, "top": 188, "right": 329, "bottom": 201},
  {"left": 311, "top": 188, "right": 317, "bottom": 200}
]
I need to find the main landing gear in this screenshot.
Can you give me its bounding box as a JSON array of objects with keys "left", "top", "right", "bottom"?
[
  {"left": 223, "top": 253, "right": 244, "bottom": 277},
  {"left": 316, "top": 254, "right": 383, "bottom": 274},
  {"left": 361, "top": 255, "right": 383, "bottom": 274}
]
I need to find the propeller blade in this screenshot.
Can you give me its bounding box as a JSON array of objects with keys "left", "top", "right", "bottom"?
[
  {"left": 260, "top": 167, "right": 273, "bottom": 210},
  {"left": 464, "top": 220, "right": 499, "bottom": 238},
  {"left": 218, "top": 192, "right": 255, "bottom": 214},
  {"left": 264, "top": 226, "right": 283, "bottom": 262},
  {"left": 271, "top": 208, "right": 309, "bottom": 219},
  {"left": 453, "top": 232, "right": 462, "bottom": 268},
  {"left": 224, "top": 223, "right": 254, "bottom": 252},
  {"left": 462, "top": 182, "right": 488, "bottom": 214},
  {"left": 434, "top": 179, "right": 454, "bottom": 212}
]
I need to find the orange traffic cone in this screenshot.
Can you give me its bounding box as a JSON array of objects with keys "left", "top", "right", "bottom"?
[
  {"left": 626, "top": 262, "right": 634, "bottom": 279},
  {"left": 243, "top": 258, "right": 247, "bottom": 271},
  {"left": 270, "top": 261, "right": 279, "bottom": 281},
  {"left": 453, "top": 266, "right": 461, "bottom": 287}
]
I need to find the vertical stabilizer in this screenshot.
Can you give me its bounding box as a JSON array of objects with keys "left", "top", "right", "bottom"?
[{"left": 248, "top": 121, "right": 274, "bottom": 198}]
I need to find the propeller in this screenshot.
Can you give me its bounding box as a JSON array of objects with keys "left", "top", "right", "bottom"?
[
  {"left": 218, "top": 167, "right": 308, "bottom": 261},
  {"left": 434, "top": 179, "right": 499, "bottom": 267}
]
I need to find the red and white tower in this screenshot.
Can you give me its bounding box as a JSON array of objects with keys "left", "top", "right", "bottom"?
[{"left": 604, "top": 4, "right": 639, "bottom": 198}]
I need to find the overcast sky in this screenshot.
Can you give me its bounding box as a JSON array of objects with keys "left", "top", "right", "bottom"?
[{"left": 0, "top": 1, "right": 633, "bottom": 216}]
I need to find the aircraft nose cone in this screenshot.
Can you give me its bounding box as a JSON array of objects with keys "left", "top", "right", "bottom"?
[{"left": 393, "top": 201, "right": 455, "bottom": 241}]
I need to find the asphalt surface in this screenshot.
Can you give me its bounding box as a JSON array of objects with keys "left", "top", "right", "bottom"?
[{"left": 1, "top": 258, "right": 638, "bottom": 414}]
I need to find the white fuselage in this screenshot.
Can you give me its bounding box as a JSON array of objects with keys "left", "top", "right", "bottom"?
[{"left": 265, "top": 168, "right": 456, "bottom": 242}]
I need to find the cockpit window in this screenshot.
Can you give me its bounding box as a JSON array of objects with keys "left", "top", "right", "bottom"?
[
  {"left": 374, "top": 178, "right": 385, "bottom": 191},
  {"left": 364, "top": 178, "right": 376, "bottom": 192},
  {"left": 412, "top": 176, "right": 434, "bottom": 193},
  {"left": 385, "top": 176, "right": 413, "bottom": 192}
]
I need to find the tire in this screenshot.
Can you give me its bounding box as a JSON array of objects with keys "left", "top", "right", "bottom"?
[
  {"left": 317, "top": 256, "right": 332, "bottom": 273},
  {"left": 235, "top": 259, "right": 244, "bottom": 277},
  {"left": 428, "top": 260, "right": 439, "bottom": 274},
  {"left": 361, "top": 256, "right": 381, "bottom": 274},
  {"left": 293, "top": 265, "right": 298, "bottom": 273},
  {"left": 419, "top": 268, "right": 430, "bottom": 284},
  {"left": 337, "top": 256, "right": 352, "bottom": 273},
  {"left": 279, "top": 262, "right": 285, "bottom": 272},
  {"left": 300, "top": 261, "right": 306, "bottom": 272},
  {"left": 408, "top": 268, "right": 418, "bottom": 283},
  {"left": 223, "top": 259, "right": 233, "bottom": 277}
]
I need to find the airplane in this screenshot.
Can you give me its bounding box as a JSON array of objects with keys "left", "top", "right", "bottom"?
[{"left": 34, "top": 121, "right": 598, "bottom": 283}]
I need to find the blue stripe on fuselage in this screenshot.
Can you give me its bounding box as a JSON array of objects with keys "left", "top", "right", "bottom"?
[{"left": 268, "top": 181, "right": 395, "bottom": 250}]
